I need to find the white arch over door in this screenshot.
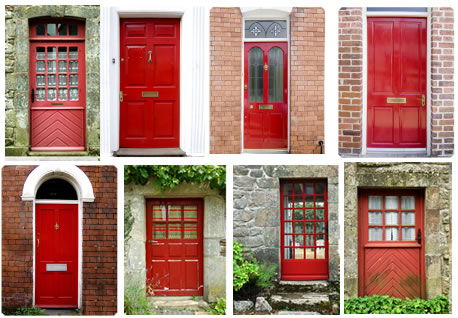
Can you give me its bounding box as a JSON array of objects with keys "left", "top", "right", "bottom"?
[{"left": 21, "top": 165, "right": 94, "bottom": 310}]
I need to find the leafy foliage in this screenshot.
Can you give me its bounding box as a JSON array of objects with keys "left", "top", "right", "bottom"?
[
  {"left": 344, "top": 295, "right": 449, "bottom": 314},
  {"left": 4, "top": 306, "right": 46, "bottom": 316},
  {"left": 124, "top": 165, "right": 226, "bottom": 195},
  {"left": 233, "top": 241, "right": 277, "bottom": 292},
  {"left": 124, "top": 275, "right": 155, "bottom": 315},
  {"left": 124, "top": 201, "right": 135, "bottom": 247},
  {"left": 208, "top": 298, "right": 226, "bottom": 315}
]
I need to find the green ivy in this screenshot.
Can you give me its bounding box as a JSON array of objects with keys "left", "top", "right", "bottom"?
[
  {"left": 124, "top": 165, "right": 226, "bottom": 195},
  {"left": 344, "top": 295, "right": 449, "bottom": 314}
]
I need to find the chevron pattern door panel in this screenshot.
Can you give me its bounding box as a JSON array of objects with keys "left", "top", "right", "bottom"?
[
  {"left": 358, "top": 189, "right": 425, "bottom": 299},
  {"left": 29, "top": 20, "right": 86, "bottom": 151}
]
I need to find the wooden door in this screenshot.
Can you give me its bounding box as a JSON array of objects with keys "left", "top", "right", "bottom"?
[
  {"left": 35, "top": 204, "right": 78, "bottom": 308},
  {"left": 281, "top": 180, "right": 328, "bottom": 280},
  {"left": 367, "top": 17, "right": 427, "bottom": 148},
  {"left": 120, "top": 19, "right": 180, "bottom": 148},
  {"left": 146, "top": 199, "right": 203, "bottom": 296},
  {"left": 29, "top": 21, "right": 86, "bottom": 151},
  {"left": 244, "top": 42, "right": 288, "bottom": 150},
  {"left": 358, "top": 190, "right": 425, "bottom": 299}
]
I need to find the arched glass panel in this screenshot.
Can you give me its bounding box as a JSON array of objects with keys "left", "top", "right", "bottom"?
[
  {"left": 36, "top": 178, "right": 77, "bottom": 200},
  {"left": 248, "top": 47, "right": 263, "bottom": 102},
  {"left": 268, "top": 47, "right": 283, "bottom": 102}
]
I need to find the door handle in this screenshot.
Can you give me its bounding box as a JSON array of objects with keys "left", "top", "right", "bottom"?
[
  {"left": 416, "top": 94, "right": 425, "bottom": 107},
  {"left": 120, "top": 91, "right": 124, "bottom": 102},
  {"left": 31, "top": 88, "right": 35, "bottom": 103},
  {"left": 148, "top": 51, "right": 152, "bottom": 63},
  {"left": 417, "top": 228, "right": 421, "bottom": 244},
  {"left": 37, "top": 238, "right": 40, "bottom": 248}
]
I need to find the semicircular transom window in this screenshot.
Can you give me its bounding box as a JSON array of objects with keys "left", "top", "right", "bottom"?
[{"left": 36, "top": 178, "right": 78, "bottom": 200}]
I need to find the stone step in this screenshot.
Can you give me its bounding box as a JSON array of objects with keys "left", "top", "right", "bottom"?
[
  {"left": 151, "top": 297, "right": 209, "bottom": 312},
  {"left": 277, "top": 311, "right": 321, "bottom": 315},
  {"left": 270, "top": 293, "right": 331, "bottom": 313},
  {"left": 276, "top": 280, "right": 332, "bottom": 293}
]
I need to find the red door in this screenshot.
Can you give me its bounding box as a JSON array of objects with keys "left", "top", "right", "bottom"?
[
  {"left": 244, "top": 42, "right": 288, "bottom": 150},
  {"left": 367, "top": 17, "right": 427, "bottom": 148},
  {"left": 281, "top": 180, "right": 328, "bottom": 280},
  {"left": 358, "top": 190, "right": 425, "bottom": 299},
  {"left": 29, "top": 21, "right": 86, "bottom": 151},
  {"left": 35, "top": 204, "right": 78, "bottom": 308},
  {"left": 146, "top": 199, "right": 203, "bottom": 296},
  {"left": 120, "top": 19, "right": 180, "bottom": 148}
]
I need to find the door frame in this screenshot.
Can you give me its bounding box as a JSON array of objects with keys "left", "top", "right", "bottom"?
[
  {"left": 357, "top": 188, "right": 426, "bottom": 298},
  {"left": 241, "top": 8, "right": 291, "bottom": 153},
  {"left": 362, "top": 8, "right": 431, "bottom": 156},
  {"left": 104, "top": 8, "right": 201, "bottom": 155},
  {"left": 21, "top": 165, "right": 95, "bottom": 310}
]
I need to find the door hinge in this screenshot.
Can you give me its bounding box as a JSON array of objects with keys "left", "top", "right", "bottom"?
[{"left": 120, "top": 91, "right": 123, "bottom": 102}]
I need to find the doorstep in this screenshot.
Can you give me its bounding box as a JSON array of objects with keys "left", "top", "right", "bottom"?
[
  {"left": 114, "top": 148, "right": 186, "bottom": 157},
  {"left": 243, "top": 149, "right": 289, "bottom": 154}
]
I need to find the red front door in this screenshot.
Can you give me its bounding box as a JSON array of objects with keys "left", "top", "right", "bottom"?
[
  {"left": 120, "top": 19, "right": 180, "bottom": 148},
  {"left": 146, "top": 199, "right": 203, "bottom": 296},
  {"left": 358, "top": 190, "right": 425, "bottom": 299},
  {"left": 244, "top": 42, "right": 288, "bottom": 150},
  {"left": 29, "top": 21, "right": 86, "bottom": 151},
  {"left": 35, "top": 204, "right": 78, "bottom": 308},
  {"left": 281, "top": 180, "right": 328, "bottom": 280},
  {"left": 367, "top": 17, "right": 427, "bottom": 148}
]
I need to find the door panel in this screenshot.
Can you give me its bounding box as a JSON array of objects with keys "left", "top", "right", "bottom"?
[
  {"left": 281, "top": 180, "right": 328, "bottom": 280},
  {"left": 146, "top": 199, "right": 203, "bottom": 296},
  {"left": 244, "top": 42, "right": 288, "bottom": 150},
  {"left": 30, "top": 42, "right": 86, "bottom": 151},
  {"left": 358, "top": 190, "right": 425, "bottom": 299},
  {"left": 35, "top": 204, "right": 78, "bottom": 308},
  {"left": 120, "top": 19, "right": 180, "bottom": 148},
  {"left": 367, "top": 17, "right": 426, "bottom": 148}
]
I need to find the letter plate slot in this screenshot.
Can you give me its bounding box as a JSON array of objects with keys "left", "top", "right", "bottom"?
[
  {"left": 46, "top": 264, "right": 67, "bottom": 272},
  {"left": 259, "top": 104, "right": 273, "bottom": 110},
  {"left": 51, "top": 103, "right": 64, "bottom": 106},
  {"left": 142, "top": 91, "right": 159, "bottom": 97},
  {"left": 387, "top": 97, "right": 406, "bottom": 104}
]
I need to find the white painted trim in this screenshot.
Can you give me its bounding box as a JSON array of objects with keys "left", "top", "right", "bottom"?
[
  {"left": 102, "top": 7, "right": 206, "bottom": 156},
  {"left": 22, "top": 165, "right": 95, "bottom": 202},
  {"left": 24, "top": 166, "right": 89, "bottom": 310},
  {"left": 241, "top": 9, "right": 291, "bottom": 153},
  {"left": 362, "top": 9, "right": 431, "bottom": 156}
]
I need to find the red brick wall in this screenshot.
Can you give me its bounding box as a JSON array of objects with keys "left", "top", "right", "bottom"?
[
  {"left": 338, "top": 8, "right": 363, "bottom": 156},
  {"left": 431, "top": 7, "right": 454, "bottom": 156},
  {"left": 210, "top": 7, "right": 242, "bottom": 154},
  {"left": 290, "top": 7, "right": 325, "bottom": 154},
  {"left": 1, "top": 166, "right": 117, "bottom": 315}
]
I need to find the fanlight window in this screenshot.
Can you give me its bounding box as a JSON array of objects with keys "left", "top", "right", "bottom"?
[{"left": 36, "top": 178, "right": 78, "bottom": 200}]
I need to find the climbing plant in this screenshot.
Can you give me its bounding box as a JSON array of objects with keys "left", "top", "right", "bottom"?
[{"left": 124, "top": 165, "right": 226, "bottom": 195}]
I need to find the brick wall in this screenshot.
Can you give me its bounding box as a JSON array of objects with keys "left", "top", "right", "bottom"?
[
  {"left": 290, "top": 7, "right": 325, "bottom": 154},
  {"left": 210, "top": 7, "right": 242, "bottom": 154},
  {"left": 431, "top": 7, "right": 454, "bottom": 156},
  {"left": 338, "top": 8, "right": 363, "bottom": 156},
  {"left": 1, "top": 166, "right": 117, "bottom": 315}
]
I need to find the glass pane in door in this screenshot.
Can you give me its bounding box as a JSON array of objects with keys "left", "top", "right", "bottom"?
[
  {"left": 248, "top": 47, "right": 263, "bottom": 102},
  {"left": 268, "top": 47, "right": 283, "bottom": 102}
]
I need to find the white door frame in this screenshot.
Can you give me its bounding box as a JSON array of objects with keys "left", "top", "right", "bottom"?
[
  {"left": 241, "top": 8, "right": 292, "bottom": 153},
  {"left": 362, "top": 8, "right": 431, "bottom": 156},
  {"left": 22, "top": 165, "right": 95, "bottom": 310}
]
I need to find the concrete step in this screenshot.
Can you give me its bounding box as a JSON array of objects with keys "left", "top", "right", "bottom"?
[
  {"left": 277, "top": 280, "right": 332, "bottom": 293},
  {"left": 271, "top": 292, "right": 331, "bottom": 313},
  {"left": 115, "top": 148, "right": 186, "bottom": 157},
  {"left": 151, "top": 296, "right": 209, "bottom": 313}
]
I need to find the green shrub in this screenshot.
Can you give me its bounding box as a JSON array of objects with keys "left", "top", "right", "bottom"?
[
  {"left": 208, "top": 298, "right": 226, "bottom": 315},
  {"left": 344, "top": 295, "right": 449, "bottom": 314},
  {"left": 5, "top": 306, "right": 46, "bottom": 315},
  {"left": 233, "top": 241, "right": 259, "bottom": 291},
  {"left": 124, "top": 276, "right": 155, "bottom": 315},
  {"left": 255, "top": 262, "right": 278, "bottom": 289}
]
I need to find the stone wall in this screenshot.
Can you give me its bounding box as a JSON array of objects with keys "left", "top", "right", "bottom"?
[
  {"left": 1, "top": 166, "right": 117, "bottom": 314},
  {"left": 5, "top": 5, "right": 100, "bottom": 156},
  {"left": 210, "top": 8, "right": 325, "bottom": 154},
  {"left": 344, "top": 162, "right": 452, "bottom": 299},
  {"left": 124, "top": 180, "right": 226, "bottom": 302},
  {"left": 338, "top": 7, "right": 454, "bottom": 157},
  {"left": 233, "top": 165, "right": 339, "bottom": 281}
]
